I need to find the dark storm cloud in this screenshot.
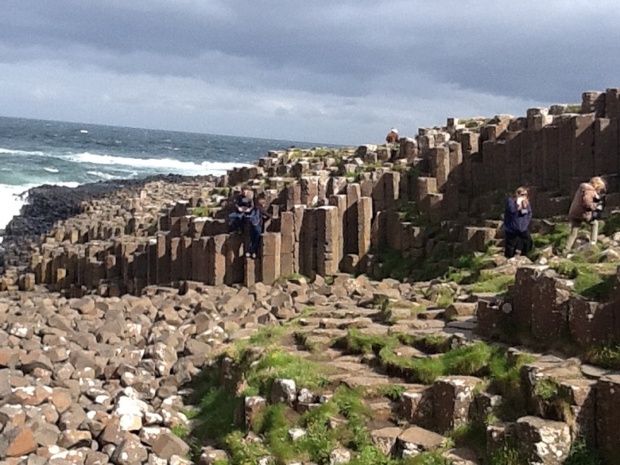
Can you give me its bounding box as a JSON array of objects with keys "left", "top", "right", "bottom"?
[{"left": 1, "top": 1, "right": 619, "bottom": 143}]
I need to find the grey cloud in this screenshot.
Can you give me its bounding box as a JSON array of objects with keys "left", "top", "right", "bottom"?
[{"left": 0, "top": 1, "right": 619, "bottom": 144}]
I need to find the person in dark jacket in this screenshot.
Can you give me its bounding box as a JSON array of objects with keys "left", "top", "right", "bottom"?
[
  {"left": 245, "top": 194, "right": 271, "bottom": 259},
  {"left": 504, "top": 187, "right": 533, "bottom": 258},
  {"left": 228, "top": 186, "right": 252, "bottom": 233}
]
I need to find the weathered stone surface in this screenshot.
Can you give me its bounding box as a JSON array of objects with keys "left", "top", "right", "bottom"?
[
  {"left": 397, "top": 426, "right": 445, "bottom": 458},
  {"left": 510, "top": 417, "right": 571, "bottom": 465},
  {"left": 433, "top": 376, "right": 482, "bottom": 433},
  {"left": 150, "top": 431, "right": 190, "bottom": 460}
]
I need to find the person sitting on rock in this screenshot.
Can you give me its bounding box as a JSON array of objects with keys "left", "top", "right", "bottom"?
[
  {"left": 228, "top": 186, "right": 252, "bottom": 234},
  {"left": 565, "top": 176, "right": 607, "bottom": 252},
  {"left": 503, "top": 187, "right": 533, "bottom": 258},
  {"left": 386, "top": 128, "right": 399, "bottom": 144},
  {"left": 245, "top": 194, "right": 271, "bottom": 259}
]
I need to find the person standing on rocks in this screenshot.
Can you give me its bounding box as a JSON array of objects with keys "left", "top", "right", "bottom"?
[
  {"left": 386, "top": 128, "right": 399, "bottom": 144},
  {"left": 565, "top": 176, "right": 606, "bottom": 252},
  {"left": 503, "top": 187, "right": 533, "bottom": 258},
  {"left": 245, "top": 194, "right": 271, "bottom": 259},
  {"left": 386, "top": 128, "right": 399, "bottom": 160},
  {"left": 228, "top": 186, "right": 253, "bottom": 234}
]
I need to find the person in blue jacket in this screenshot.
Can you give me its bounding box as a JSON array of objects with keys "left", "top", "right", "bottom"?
[
  {"left": 245, "top": 194, "right": 271, "bottom": 259},
  {"left": 504, "top": 187, "right": 533, "bottom": 258}
]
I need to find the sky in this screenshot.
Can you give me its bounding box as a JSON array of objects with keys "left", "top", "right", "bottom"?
[{"left": 1, "top": 1, "right": 620, "bottom": 145}]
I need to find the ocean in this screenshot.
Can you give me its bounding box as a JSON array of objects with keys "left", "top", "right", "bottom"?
[{"left": 0, "top": 116, "right": 329, "bottom": 234}]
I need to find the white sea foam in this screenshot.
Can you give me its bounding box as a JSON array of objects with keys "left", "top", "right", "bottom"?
[
  {"left": 68, "top": 152, "right": 250, "bottom": 175},
  {"left": 0, "top": 184, "right": 34, "bottom": 240},
  {"left": 87, "top": 171, "right": 119, "bottom": 180},
  {"left": 0, "top": 147, "right": 45, "bottom": 156},
  {"left": 44, "top": 167, "right": 60, "bottom": 173},
  {"left": 0, "top": 181, "right": 80, "bottom": 241}
]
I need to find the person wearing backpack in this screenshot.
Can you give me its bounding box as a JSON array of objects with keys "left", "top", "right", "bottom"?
[{"left": 245, "top": 194, "right": 271, "bottom": 259}]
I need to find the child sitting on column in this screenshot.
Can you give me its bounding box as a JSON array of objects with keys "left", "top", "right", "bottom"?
[{"left": 228, "top": 186, "right": 253, "bottom": 234}]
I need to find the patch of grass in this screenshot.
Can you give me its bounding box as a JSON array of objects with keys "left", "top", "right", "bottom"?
[
  {"left": 396, "top": 200, "right": 431, "bottom": 226},
  {"left": 584, "top": 341, "right": 620, "bottom": 369},
  {"left": 601, "top": 213, "right": 620, "bottom": 237},
  {"left": 337, "top": 328, "right": 397, "bottom": 355},
  {"left": 550, "top": 259, "right": 617, "bottom": 301},
  {"left": 398, "top": 333, "right": 451, "bottom": 354},
  {"left": 405, "top": 452, "right": 451, "bottom": 465},
  {"left": 228, "top": 325, "right": 286, "bottom": 359},
  {"left": 564, "top": 104, "right": 582, "bottom": 113},
  {"left": 534, "top": 378, "right": 560, "bottom": 400},
  {"left": 469, "top": 273, "right": 515, "bottom": 294},
  {"left": 192, "top": 384, "right": 243, "bottom": 446},
  {"left": 487, "top": 352, "right": 536, "bottom": 421},
  {"left": 531, "top": 223, "right": 570, "bottom": 253},
  {"left": 225, "top": 431, "right": 270, "bottom": 464},
  {"left": 450, "top": 421, "right": 487, "bottom": 456},
  {"left": 374, "top": 247, "right": 416, "bottom": 281},
  {"left": 171, "top": 424, "right": 188, "bottom": 440},
  {"left": 245, "top": 348, "right": 329, "bottom": 396},
  {"left": 382, "top": 341, "right": 493, "bottom": 384},
  {"left": 435, "top": 288, "right": 455, "bottom": 308},
  {"left": 376, "top": 384, "right": 407, "bottom": 401},
  {"left": 489, "top": 445, "right": 527, "bottom": 465},
  {"left": 574, "top": 271, "right": 615, "bottom": 300},
  {"left": 294, "top": 331, "right": 319, "bottom": 353},
  {"left": 564, "top": 440, "right": 602, "bottom": 465},
  {"left": 191, "top": 206, "right": 214, "bottom": 217}
]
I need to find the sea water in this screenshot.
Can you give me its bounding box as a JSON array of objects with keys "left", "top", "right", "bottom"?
[{"left": 0, "top": 116, "right": 328, "bottom": 234}]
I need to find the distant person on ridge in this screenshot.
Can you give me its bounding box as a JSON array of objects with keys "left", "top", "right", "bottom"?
[
  {"left": 245, "top": 194, "right": 271, "bottom": 259},
  {"left": 503, "top": 187, "right": 533, "bottom": 258},
  {"left": 386, "top": 128, "right": 399, "bottom": 144},
  {"left": 228, "top": 186, "right": 252, "bottom": 234},
  {"left": 565, "top": 176, "right": 606, "bottom": 252}
]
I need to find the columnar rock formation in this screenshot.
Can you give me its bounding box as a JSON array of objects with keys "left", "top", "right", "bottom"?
[{"left": 3, "top": 88, "right": 620, "bottom": 296}]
